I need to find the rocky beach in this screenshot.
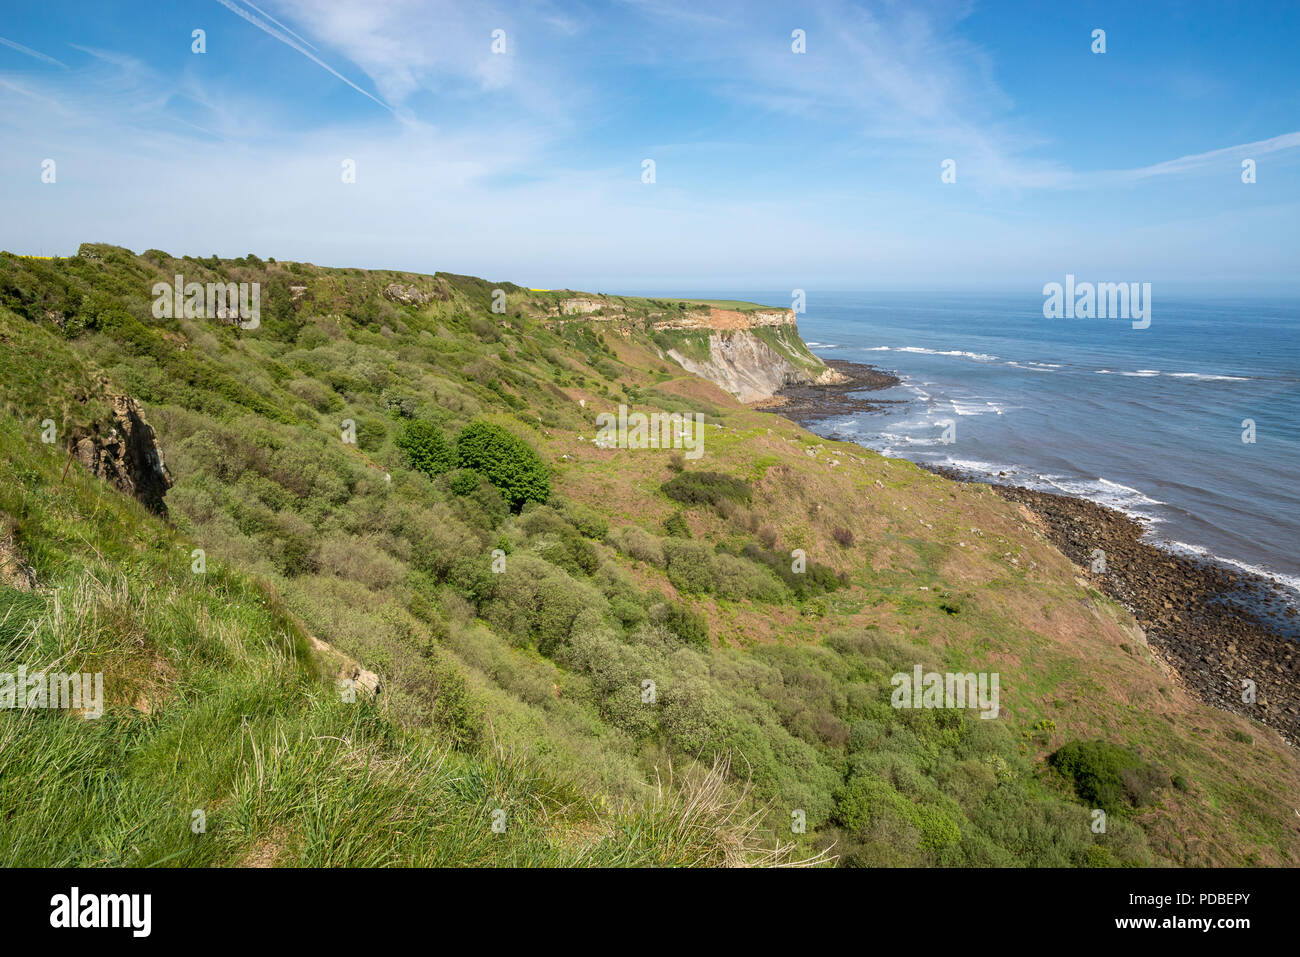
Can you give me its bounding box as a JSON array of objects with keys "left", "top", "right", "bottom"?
[
  {"left": 957, "top": 474, "right": 1297, "bottom": 745},
  {"left": 778, "top": 365, "right": 1300, "bottom": 746},
  {"left": 757, "top": 358, "right": 902, "bottom": 419}
]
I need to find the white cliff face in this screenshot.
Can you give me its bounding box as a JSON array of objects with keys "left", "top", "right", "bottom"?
[
  {"left": 561, "top": 297, "right": 616, "bottom": 315},
  {"left": 550, "top": 298, "right": 845, "bottom": 402},
  {"left": 653, "top": 308, "right": 791, "bottom": 331},
  {"left": 667, "top": 328, "right": 843, "bottom": 403}
]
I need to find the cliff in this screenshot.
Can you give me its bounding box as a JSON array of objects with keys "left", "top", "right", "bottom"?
[
  {"left": 653, "top": 305, "right": 845, "bottom": 403},
  {"left": 2, "top": 245, "right": 1295, "bottom": 869},
  {"left": 551, "top": 295, "right": 846, "bottom": 403}
]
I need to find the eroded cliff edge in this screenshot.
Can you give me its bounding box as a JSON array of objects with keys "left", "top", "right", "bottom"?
[{"left": 553, "top": 297, "right": 847, "bottom": 403}]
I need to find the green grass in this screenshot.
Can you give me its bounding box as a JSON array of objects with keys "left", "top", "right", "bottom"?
[
  {"left": 0, "top": 244, "right": 1294, "bottom": 867},
  {"left": 672, "top": 299, "right": 780, "bottom": 312}
]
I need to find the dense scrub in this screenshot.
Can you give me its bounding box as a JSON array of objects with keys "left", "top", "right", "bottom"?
[{"left": 0, "top": 246, "right": 1284, "bottom": 867}]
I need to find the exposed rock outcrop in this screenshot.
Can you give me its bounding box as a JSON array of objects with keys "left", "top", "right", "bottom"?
[
  {"left": 307, "top": 633, "right": 382, "bottom": 699},
  {"left": 655, "top": 307, "right": 844, "bottom": 403},
  {"left": 666, "top": 331, "right": 804, "bottom": 403},
  {"left": 654, "top": 305, "right": 848, "bottom": 403},
  {"left": 652, "top": 306, "right": 793, "bottom": 332},
  {"left": 71, "top": 395, "right": 174, "bottom": 517},
  {"left": 383, "top": 282, "right": 448, "bottom": 306},
  {"left": 551, "top": 297, "right": 846, "bottom": 403},
  {"left": 561, "top": 297, "right": 619, "bottom": 316}
]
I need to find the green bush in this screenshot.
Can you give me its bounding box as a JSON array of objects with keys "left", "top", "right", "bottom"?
[
  {"left": 447, "top": 469, "right": 480, "bottom": 496},
  {"left": 740, "top": 544, "right": 846, "bottom": 599},
  {"left": 480, "top": 554, "right": 606, "bottom": 657},
  {"left": 425, "top": 653, "right": 483, "bottom": 750},
  {"left": 560, "top": 501, "right": 608, "bottom": 541},
  {"left": 662, "top": 511, "right": 692, "bottom": 539},
  {"left": 1081, "top": 843, "right": 1120, "bottom": 867},
  {"left": 649, "top": 601, "right": 709, "bottom": 648},
  {"left": 712, "top": 552, "right": 790, "bottom": 603},
  {"left": 396, "top": 420, "right": 456, "bottom": 478},
  {"left": 610, "top": 525, "right": 665, "bottom": 566},
  {"left": 663, "top": 539, "right": 716, "bottom": 594},
  {"left": 833, "top": 776, "right": 961, "bottom": 850},
  {"left": 441, "top": 470, "right": 508, "bottom": 530},
  {"left": 455, "top": 420, "right": 550, "bottom": 511},
  {"left": 661, "top": 470, "right": 752, "bottom": 508},
  {"left": 1048, "top": 739, "right": 1167, "bottom": 812},
  {"left": 519, "top": 507, "right": 600, "bottom": 577}
]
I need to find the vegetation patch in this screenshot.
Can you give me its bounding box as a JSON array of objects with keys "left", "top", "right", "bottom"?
[
  {"left": 1048, "top": 739, "right": 1169, "bottom": 813},
  {"left": 662, "top": 470, "right": 753, "bottom": 509}
]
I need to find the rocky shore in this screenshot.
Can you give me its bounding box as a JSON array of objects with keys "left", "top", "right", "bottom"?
[
  {"left": 928, "top": 467, "right": 1300, "bottom": 746},
  {"left": 756, "top": 359, "right": 902, "bottom": 420},
  {"left": 765, "top": 362, "right": 1300, "bottom": 746}
]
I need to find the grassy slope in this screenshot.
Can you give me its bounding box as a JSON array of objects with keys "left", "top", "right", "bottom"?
[{"left": 0, "top": 244, "right": 1295, "bottom": 867}]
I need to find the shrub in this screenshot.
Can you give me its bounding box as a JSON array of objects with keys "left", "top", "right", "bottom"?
[
  {"left": 396, "top": 420, "right": 455, "bottom": 478},
  {"left": 426, "top": 655, "right": 483, "bottom": 749},
  {"left": 447, "top": 469, "right": 480, "bottom": 496},
  {"left": 519, "top": 508, "right": 599, "bottom": 577},
  {"left": 381, "top": 389, "right": 417, "bottom": 417},
  {"left": 833, "top": 776, "right": 961, "bottom": 850},
  {"left": 479, "top": 554, "right": 606, "bottom": 656},
  {"left": 832, "top": 526, "right": 855, "bottom": 547},
  {"left": 409, "top": 507, "right": 481, "bottom": 583},
  {"left": 469, "top": 317, "right": 500, "bottom": 341},
  {"left": 455, "top": 420, "right": 550, "bottom": 511},
  {"left": 740, "top": 544, "right": 846, "bottom": 599},
  {"left": 661, "top": 470, "right": 752, "bottom": 508},
  {"left": 288, "top": 377, "right": 340, "bottom": 413},
  {"left": 560, "top": 501, "right": 608, "bottom": 541},
  {"left": 611, "top": 526, "right": 665, "bottom": 566},
  {"left": 1048, "top": 739, "right": 1167, "bottom": 812},
  {"left": 1081, "top": 844, "right": 1120, "bottom": 868},
  {"left": 441, "top": 470, "right": 508, "bottom": 530},
  {"left": 355, "top": 414, "right": 389, "bottom": 453},
  {"left": 662, "top": 511, "right": 692, "bottom": 539},
  {"left": 649, "top": 601, "right": 709, "bottom": 648},
  {"left": 712, "top": 552, "right": 790, "bottom": 603},
  {"left": 663, "top": 539, "right": 716, "bottom": 594}
]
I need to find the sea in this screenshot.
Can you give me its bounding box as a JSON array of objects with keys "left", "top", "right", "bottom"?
[{"left": 626, "top": 289, "right": 1300, "bottom": 599}]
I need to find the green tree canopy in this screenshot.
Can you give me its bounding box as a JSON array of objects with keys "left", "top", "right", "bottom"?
[
  {"left": 396, "top": 420, "right": 455, "bottom": 478},
  {"left": 455, "top": 420, "right": 550, "bottom": 511}
]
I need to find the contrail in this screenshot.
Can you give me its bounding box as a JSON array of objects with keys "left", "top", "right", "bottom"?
[
  {"left": 214, "top": 0, "right": 392, "bottom": 113},
  {"left": 0, "top": 35, "right": 69, "bottom": 68},
  {"left": 241, "top": 0, "right": 319, "bottom": 51}
]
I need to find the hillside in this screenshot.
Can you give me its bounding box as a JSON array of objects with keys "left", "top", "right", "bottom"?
[{"left": 0, "top": 244, "right": 1296, "bottom": 867}]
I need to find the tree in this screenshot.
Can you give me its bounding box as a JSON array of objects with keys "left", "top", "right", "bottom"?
[
  {"left": 396, "top": 420, "right": 455, "bottom": 478},
  {"left": 455, "top": 420, "right": 550, "bottom": 511}
]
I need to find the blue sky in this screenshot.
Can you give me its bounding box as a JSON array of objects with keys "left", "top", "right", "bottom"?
[{"left": 1, "top": 0, "right": 1297, "bottom": 290}]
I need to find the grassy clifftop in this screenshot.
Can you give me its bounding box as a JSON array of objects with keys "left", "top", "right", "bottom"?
[{"left": 0, "top": 244, "right": 1295, "bottom": 867}]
